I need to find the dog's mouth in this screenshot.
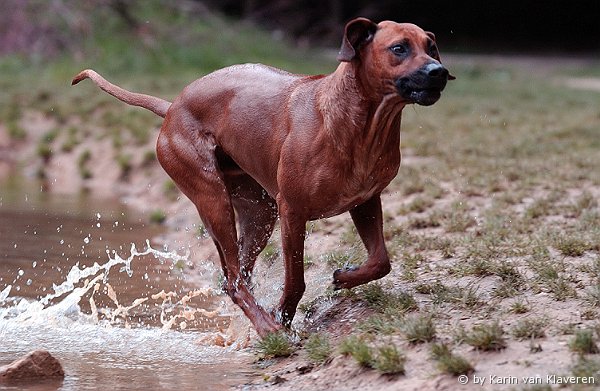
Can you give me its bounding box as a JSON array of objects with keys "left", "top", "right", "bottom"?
[
  {"left": 395, "top": 63, "right": 450, "bottom": 106},
  {"left": 399, "top": 86, "right": 444, "bottom": 106}
]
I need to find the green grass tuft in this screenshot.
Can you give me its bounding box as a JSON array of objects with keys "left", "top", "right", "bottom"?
[
  {"left": 401, "top": 314, "right": 436, "bottom": 344},
  {"left": 149, "top": 209, "right": 167, "bottom": 224},
  {"left": 569, "top": 329, "right": 599, "bottom": 355},
  {"left": 430, "top": 343, "right": 474, "bottom": 376},
  {"left": 256, "top": 332, "right": 295, "bottom": 358},
  {"left": 512, "top": 318, "right": 547, "bottom": 340},
  {"left": 373, "top": 344, "right": 406, "bottom": 375},
  {"left": 304, "top": 333, "right": 332, "bottom": 364},
  {"left": 357, "top": 282, "right": 418, "bottom": 314},
  {"left": 339, "top": 335, "right": 374, "bottom": 368},
  {"left": 464, "top": 322, "right": 506, "bottom": 351}
]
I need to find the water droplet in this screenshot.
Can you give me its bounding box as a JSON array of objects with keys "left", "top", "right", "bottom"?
[
  {"left": 60, "top": 239, "right": 64, "bottom": 244},
  {"left": 32, "top": 261, "right": 37, "bottom": 268},
  {"left": 84, "top": 237, "right": 90, "bottom": 244},
  {"left": 26, "top": 279, "right": 32, "bottom": 286},
  {"left": 18, "top": 270, "right": 24, "bottom": 277}
]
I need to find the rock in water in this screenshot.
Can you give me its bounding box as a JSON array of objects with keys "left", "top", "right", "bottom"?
[{"left": 0, "top": 350, "right": 64, "bottom": 382}]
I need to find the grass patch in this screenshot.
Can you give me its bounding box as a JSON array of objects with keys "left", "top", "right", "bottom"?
[
  {"left": 304, "top": 333, "right": 332, "bottom": 364},
  {"left": 493, "top": 261, "right": 527, "bottom": 298},
  {"left": 428, "top": 282, "right": 482, "bottom": 309},
  {"left": 339, "top": 335, "right": 374, "bottom": 368},
  {"left": 162, "top": 179, "right": 179, "bottom": 200},
  {"left": 402, "top": 195, "right": 434, "bottom": 214},
  {"left": 373, "top": 344, "right": 406, "bottom": 375},
  {"left": 77, "top": 149, "right": 92, "bottom": 179},
  {"left": 569, "top": 329, "right": 599, "bottom": 355},
  {"left": 357, "top": 314, "right": 402, "bottom": 335},
  {"left": 408, "top": 211, "right": 442, "bottom": 229},
  {"left": 256, "top": 332, "right": 295, "bottom": 358},
  {"left": 512, "top": 317, "right": 547, "bottom": 340},
  {"left": 586, "top": 284, "right": 600, "bottom": 307},
  {"left": 117, "top": 153, "right": 133, "bottom": 178},
  {"left": 525, "top": 197, "right": 554, "bottom": 219},
  {"left": 569, "top": 191, "right": 598, "bottom": 217},
  {"left": 528, "top": 249, "right": 577, "bottom": 301},
  {"left": 553, "top": 234, "right": 590, "bottom": 257},
  {"left": 401, "top": 252, "right": 424, "bottom": 282},
  {"left": 356, "top": 282, "right": 417, "bottom": 313},
  {"left": 430, "top": 343, "right": 474, "bottom": 376},
  {"left": 443, "top": 200, "right": 475, "bottom": 233},
  {"left": 571, "top": 356, "right": 600, "bottom": 384},
  {"left": 510, "top": 299, "right": 530, "bottom": 314},
  {"left": 149, "top": 209, "right": 167, "bottom": 224},
  {"left": 400, "top": 314, "right": 436, "bottom": 344},
  {"left": 464, "top": 322, "right": 506, "bottom": 351},
  {"left": 36, "top": 142, "right": 53, "bottom": 162},
  {"left": 339, "top": 336, "right": 406, "bottom": 375}
]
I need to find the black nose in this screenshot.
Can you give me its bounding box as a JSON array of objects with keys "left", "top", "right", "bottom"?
[{"left": 424, "top": 62, "right": 449, "bottom": 78}]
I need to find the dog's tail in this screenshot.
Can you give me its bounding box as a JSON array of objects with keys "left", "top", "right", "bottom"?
[{"left": 72, "top": 69, "right": 171, "bottom": 118}]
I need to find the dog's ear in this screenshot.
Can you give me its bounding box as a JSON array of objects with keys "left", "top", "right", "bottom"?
[
  {"left": 426, "top": 31, "right": 456, "bottom": 80},
  {"left": 337, "top": 18, "right": 378, "bottom": 62},
  {"left": 425, "top": 32, "right": 441, "bottom": 62}
]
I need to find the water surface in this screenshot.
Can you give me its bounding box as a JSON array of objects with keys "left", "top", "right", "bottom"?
[{"left": 0, "top": 179, "right": 253, "bottom": 390}]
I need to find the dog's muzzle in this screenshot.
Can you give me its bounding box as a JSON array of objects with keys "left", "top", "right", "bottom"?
[{"left": 395, "top": 62, "right": 450, "bottom": 106}]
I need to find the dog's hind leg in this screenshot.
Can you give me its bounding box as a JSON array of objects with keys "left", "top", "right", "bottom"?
[
  {"left": 332, "top": 194, "right": 391, "bottom": 290},
  {"left": 224, "top": 173, "right": 278, "bottom": 286},
  {"left": 156, "top": 120, "right": 280, "bottom": 336}
]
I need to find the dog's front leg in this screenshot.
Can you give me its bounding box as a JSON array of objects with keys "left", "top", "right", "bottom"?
[
  {"left": 333, "top": 194, "right": 391, "bottom": 289},
  {"left": 275, "top": 197, "right": 307, "bottom": 327}
]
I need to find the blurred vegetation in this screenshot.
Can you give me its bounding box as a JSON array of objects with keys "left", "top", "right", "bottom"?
[
  {"left": 0, "top": 0, "right": 333, "bottom": 151},
  {"left": 0, "top": 1, "right": 332, "bottom": 101}
]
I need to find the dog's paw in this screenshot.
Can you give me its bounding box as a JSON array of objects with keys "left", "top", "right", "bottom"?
[{"left": 332, "top": 265, "right": 358, "bottom": 290}]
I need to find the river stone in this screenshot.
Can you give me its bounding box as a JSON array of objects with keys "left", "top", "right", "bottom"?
[{"left": 0, "top": 350, "right": 64, "bottom": 382}]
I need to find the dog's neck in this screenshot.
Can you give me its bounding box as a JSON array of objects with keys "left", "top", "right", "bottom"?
[{"left": 318, "top": 62, "right": 406, "bottom": 159}]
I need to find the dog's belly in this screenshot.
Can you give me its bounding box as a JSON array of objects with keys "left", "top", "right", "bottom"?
[{"left": 310, "top": 187, "right": 381, "bottom": 220}]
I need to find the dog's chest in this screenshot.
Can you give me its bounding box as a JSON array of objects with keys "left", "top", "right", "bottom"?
[
  {"left": 308, "top": 152, "right": 401, "bottom": 219},
  {"left": 344, "top": 161, "right": 398, "bottom": 204}
]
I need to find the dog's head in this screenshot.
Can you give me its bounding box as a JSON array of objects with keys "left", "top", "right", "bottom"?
[{"left": 337, "top": 18, "right": 455, "bottom": 106}]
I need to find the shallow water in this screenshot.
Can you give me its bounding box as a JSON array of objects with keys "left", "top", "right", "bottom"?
[{"left": 0, "top": 179, "right": 253, "bottom": 390}]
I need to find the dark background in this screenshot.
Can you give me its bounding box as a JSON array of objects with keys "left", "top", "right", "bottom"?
[
  {"left": 1, "top": 0, "right": 599, "bottom": 61},
  {"left": 203, "top": 0, "right": 600, "bottom": 53}
]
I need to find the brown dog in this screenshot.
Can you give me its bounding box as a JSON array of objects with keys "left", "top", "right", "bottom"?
[{"left": 72, "top": 18, "right": 453, "bottom": 337}]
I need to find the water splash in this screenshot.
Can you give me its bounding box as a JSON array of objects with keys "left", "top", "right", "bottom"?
[
  {"left": 0, "top": 285, "right": 11, "bottom": 302},
  {"left": 40, "top": 240, "right": 188, "bottom": 306},
  {"left": 0, "top": 240, "right": 229, "bottom": 331}
]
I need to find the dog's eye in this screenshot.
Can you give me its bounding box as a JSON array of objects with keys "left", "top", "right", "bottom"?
[
  {"left": 428, "top": 44, "right": 439, "bottom": 58},
  {"left": 390, "top": 44, "right": 408, "bottom": 56}
]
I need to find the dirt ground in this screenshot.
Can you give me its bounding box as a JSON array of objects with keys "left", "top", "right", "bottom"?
[{"left": 1, "top": 54, "right": 600, "bottom": 390}]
